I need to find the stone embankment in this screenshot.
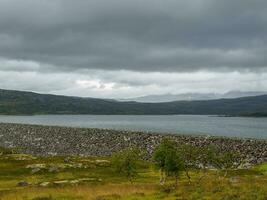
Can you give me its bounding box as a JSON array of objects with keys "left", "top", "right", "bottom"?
[{"left": 0, "top": 123, "right": 266, "bottom": 164}]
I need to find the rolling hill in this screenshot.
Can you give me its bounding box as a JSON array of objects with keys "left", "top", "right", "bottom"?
[{"left": 0, "top": 89, "right": 267, "bottom": 116}]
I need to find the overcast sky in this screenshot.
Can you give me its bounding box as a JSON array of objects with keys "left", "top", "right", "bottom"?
[{"left": 0, "top": 0, "right": 267, "bottom": 98}]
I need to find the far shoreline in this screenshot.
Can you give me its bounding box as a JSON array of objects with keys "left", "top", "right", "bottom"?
[{"left": 1, "top": 113, "right": 267, "bottom": 118}]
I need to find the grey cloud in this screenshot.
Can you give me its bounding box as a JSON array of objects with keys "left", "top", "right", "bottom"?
[
  {"left": 0, "top": 58, "right": 40, "bottom": 72},
  {"left": 0, "top": 0, "right": 267, "bottom": 72},
  {"left": 1, "top": 69, "right": 267, "bottom": 98}
]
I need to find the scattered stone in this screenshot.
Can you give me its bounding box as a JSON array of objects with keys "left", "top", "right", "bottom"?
[
  {"left": 238, "top": 162, "right": 252, "bottom": 169},
  {"left": 26, "top": 164, "right": 46, "bottom": 169},
  {"left": 95, "top": 159, "right": 110, "bottom": 164},
  {"left": 53, "top": 180, "right": 69, "bottom": 185},
  {"left": 4, "top": 154, "right": 37, "bottom": 161},
  {"left": 25, "top": 163, "right": 89, "bottom": 173},
  {"left": 31, "top": 167, "right": 41, "bottom": 174},
  {"left": 0, "top": 123, "right": 266, "bottom": 165},
  {"left": 70, "top": 180, "right": 80, "bottom": 184},
  {"left": 37, "top": 177, "right": 103, "bottom": 187},
  {"left": 39, "top": 182, "right": 50, "bottom": 187},
  {"left": 48, "top": 166, "right": 59, "bottom": 173},
  {"left": 17, "top": 181, "right": 29, "bottom": 187}
]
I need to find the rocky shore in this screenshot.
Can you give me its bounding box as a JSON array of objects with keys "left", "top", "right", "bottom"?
[{"left": 0, "top": 123, "right": 266, "bottom": 164}]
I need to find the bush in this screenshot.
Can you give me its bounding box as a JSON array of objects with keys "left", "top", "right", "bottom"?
[{"left": 112, "top": 147, "right": 142, "bottom": 183}]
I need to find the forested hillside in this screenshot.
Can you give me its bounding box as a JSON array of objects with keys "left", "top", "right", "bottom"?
[{"left": 0, "top": 89, "right": 267, "bottom": 116}]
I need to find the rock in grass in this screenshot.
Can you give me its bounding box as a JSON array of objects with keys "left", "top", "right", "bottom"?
[
  {"left": 70, "top": 180, "right": 80, "bottom": 184},
  {"left": 26, "top": 164, "right": 46, "bottom": 169},
  {"left": 4, "top": 154, "right": 37, "bottom": 161},
  {"left": 48, "top": 166, "right": 60, "bottom": 172},
  {"left": 39, "top": 182, "right": 50, "bottom": 187},
  {"left": 55, "top": 178, "right": 102, "bottom": 185},
  {"left": 17, "top": 181, "right": 29, "bottom": 187},
  {"left": 31, "top": 167, "right": 41, "bottom": 174},
  {"left": 53, "top": 180, "right": 69, "bottom": 185}
]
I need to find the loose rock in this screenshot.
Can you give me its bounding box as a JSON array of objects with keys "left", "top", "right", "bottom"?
[{"left": 0, "top": 123, "right": 266, "bottom": 164}]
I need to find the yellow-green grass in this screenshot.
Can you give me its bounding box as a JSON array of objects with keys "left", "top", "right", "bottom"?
[{"left": 0, "top": 152, "right": 266, "bottom": 200}]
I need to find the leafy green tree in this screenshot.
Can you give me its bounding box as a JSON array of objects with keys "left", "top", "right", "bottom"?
[
  {"left": 165, "top": 148, "right": 185, "bottom": 187},
  {"left": 112, "top": 147, "right": 142, "bottom": 184},
  {"left": 153, "top": 139, "right": 185, "bottom": 186},
  {"left": 153, "top": 139, "right": 175, "bottom": 184}
]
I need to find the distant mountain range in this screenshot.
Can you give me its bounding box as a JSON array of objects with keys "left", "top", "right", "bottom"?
[
  {"left": 0, "top": 89, "right": 267, "bottom": 116},
  {"left": 120, "top": 91, "right": 267, "bottom": 102}
]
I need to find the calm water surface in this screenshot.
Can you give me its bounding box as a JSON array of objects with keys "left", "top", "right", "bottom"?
[{"left": 0, "top": 115, "right": 266, "bottom": 139}]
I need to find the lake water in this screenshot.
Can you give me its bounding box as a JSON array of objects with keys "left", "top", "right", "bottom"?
[{"left": 0, "top": 115, "right": 266, "bottom": 139}]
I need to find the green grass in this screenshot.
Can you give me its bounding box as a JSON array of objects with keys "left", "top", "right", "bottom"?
[
  {"left": 0, "top": 149, "right": 266, "bottom": 200},
  {"left": 255, "top": 163, "right": 267, "bottom": 174}
]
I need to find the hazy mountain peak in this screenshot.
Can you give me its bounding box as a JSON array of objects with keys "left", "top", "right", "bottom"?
[{"left": 120, "top": 91, "right": 267, "bottom": 103}]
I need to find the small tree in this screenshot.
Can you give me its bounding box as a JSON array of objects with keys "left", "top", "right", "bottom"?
[
  {"left": 153, "top": 139, "right": 184, "bottom": 186},
  {"left": 212, "top": 151, "right": 241, "bottom": 177},
  {"left": 196, "top": 145, "right": 218, "bottom": 183},
  {"left": 153, "top": 139, "right": 175, "bottom": 184},
  {"left": 178, "top": 144, "right": 199, "bottom": 184},
  {"left": 165, "top": 148, "right": 185, "bottom": 187},
  {"left": 112, "top": 147, "right": 142, "bottom": 184},
  {"left": 196, "top": 146, "right": 242, "bottom": 182}
]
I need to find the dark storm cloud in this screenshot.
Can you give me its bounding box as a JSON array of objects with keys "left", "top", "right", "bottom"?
[{"left": 0, "top": 0, "right": 267, "bottom": 72}]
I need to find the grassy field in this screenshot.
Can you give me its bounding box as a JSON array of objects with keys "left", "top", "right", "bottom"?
[{"left": 0, "top": 150, "right": 266, "bottom": 200}]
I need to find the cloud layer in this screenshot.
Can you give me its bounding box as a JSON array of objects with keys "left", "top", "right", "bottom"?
[
  {"left": 1, "top": 59, "right": 267, "bottom": 98},
  {"left": 0, "top": 0, "right": 267, "bottom": 97},
  {"left": 1, "top": 0, "right": 267, "bottom": 72}
]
